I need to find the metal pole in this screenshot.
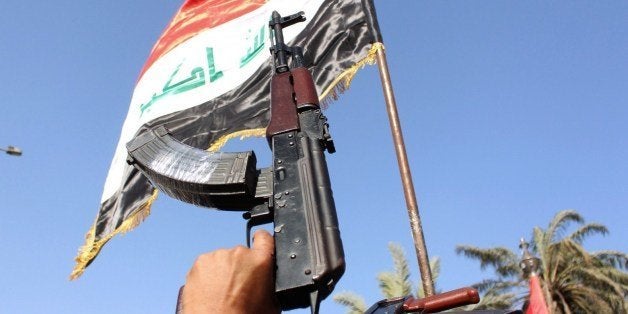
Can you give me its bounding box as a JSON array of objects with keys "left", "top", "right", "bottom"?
[{"left": 375, "top": 47, "right": 435, "bottom": 296}]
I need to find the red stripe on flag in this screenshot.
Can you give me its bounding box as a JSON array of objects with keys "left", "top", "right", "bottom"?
[{"left": 139, "top": 0, "right": 266, "bottom": 80}]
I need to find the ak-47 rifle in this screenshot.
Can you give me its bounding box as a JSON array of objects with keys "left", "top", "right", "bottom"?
[{"left": 126, "top": 11, "right": 344, "bottom": 313}]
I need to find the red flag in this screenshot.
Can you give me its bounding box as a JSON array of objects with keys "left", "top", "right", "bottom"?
[{"left": 526, "top": 275, "right": 549, "bottom": 314}]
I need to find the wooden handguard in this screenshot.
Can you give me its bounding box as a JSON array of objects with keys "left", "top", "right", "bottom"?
[
  {"left": 402, "top": 287, "right": 480, "bottom": 313},
  {"left": 267, "top": 71, "right": 299, "bottom": 137},
  {"left": 291, "top": 67, "right": 319, "bottom": 108}
]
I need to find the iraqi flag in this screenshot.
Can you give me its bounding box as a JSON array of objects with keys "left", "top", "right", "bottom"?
[{"left": 72, "top": 0, "right": 383, "bottom": 279}]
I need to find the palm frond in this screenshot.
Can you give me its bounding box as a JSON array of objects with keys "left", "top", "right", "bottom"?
[
  {"left": 561, "top": 284, "right": 615, "bottom": 314},
  {"left": 377, "top": 272, "right": 408, "bottom": 299},
  {"left": 555, "top": 239, "right": 592, "bottom": 264},
  {"left": 595, "top": 265, "right": 628, "bottom": 287},
  {"left": 472, "top": 279, "right": 522, "bottom": 294},
  {"left": 388, "top": 243, "right": 412, "bottom": 291},
  {"left": 575, "top": 266, "right": 624, "bottom": 297},
  {"left": 375, "top": 243, "right": 413, "bottom": 298},
  {"left": 469, "top": 289, "right": 516, "bottom": 310},
  {"left": 533, "top": 227, "right": 554, "bottom": 282},
  {"left": 593, "top": 250, "right": 628, "bottom": 270},
  {"left": 430, "top": 256, "right": 441, "bottom": 281},
  {"left": 567, "top": 223, "right": 608, "bottom": 244},
  {"left": 546, "top": 210, "right": 583, "bottom": 243},
  {"left": 455, "top": 245, "right": 518, "bottom": 277},
  {"left": 471, "top": 279, "right": 502, "bottom": 293},
  {"left": 333, "top": 291, "right": 368, "bottom": 314}
]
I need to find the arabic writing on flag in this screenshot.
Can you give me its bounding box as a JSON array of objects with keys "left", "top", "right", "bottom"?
[{"left": 72, "top": 0, "right": 382, "bottom": 279}]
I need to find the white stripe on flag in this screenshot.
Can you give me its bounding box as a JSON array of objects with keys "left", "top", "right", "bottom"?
[{"left": 102, "top": 0, "right": 324, "bottom": 202}]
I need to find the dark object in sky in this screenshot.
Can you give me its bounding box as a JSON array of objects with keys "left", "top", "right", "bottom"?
[{"left": 1, "top": 145, "right": 22, "bottom": 156}]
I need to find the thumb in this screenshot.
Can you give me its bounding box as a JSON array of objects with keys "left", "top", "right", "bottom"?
[{"left": 252, "top": 229, "right": 275, "bottom": 255}]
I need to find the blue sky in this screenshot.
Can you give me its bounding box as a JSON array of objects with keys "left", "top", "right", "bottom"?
[{"left": 1, "top": 1, "right": 627, "bottom": 313}]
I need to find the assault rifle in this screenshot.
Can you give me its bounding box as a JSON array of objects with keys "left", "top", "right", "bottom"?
[{"left": 126, "top": 11, "right": 344, "bottom": 313}]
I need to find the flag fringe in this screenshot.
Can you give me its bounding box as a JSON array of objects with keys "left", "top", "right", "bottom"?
[
  {"left": 319, "top": 42, "right": 384, "bottom": 107},
  {"left": 207, "top": 127, "right": 267, "bottom": 152},
  {"left": 71, "top": 43, "right": 384, "bottom": 280},
  {"left": 70, "top": 189, "right": 158, "bottom": 280},
  {"left": 207, "top": 44, "right": 385, "bottom": 150}
]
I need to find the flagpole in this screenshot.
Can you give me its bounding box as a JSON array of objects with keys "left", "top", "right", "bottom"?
[{"left": 375, "top": 47, "right": 435, "bottom": 297}]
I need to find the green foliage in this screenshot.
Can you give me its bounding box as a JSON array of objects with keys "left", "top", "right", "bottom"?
[
  {"left": 454, "top": 246, "right": 519, "bottom": 278},
  {"left": 334, "top": 242, "right": 440, "bottom": 313},
  {"left": 335, "top": 210, "right": 627, "bottom": 313},
  {"left": 471, "top": 288, "right": 516, "bottom": 310},
  {"left": 332, "top": 292, "right": 367, "bottom": 314},
  {"left": 457, "top": 209, "right": 628, "bottom": 313},
  {"left": 377, "top": 243, "right": 413, "bottom": 298},
  {"left": 593, "top": 250, "right": 628, "bottom": 270}
]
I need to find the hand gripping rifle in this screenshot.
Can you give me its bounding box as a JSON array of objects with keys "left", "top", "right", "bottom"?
[{"left": 126, "top": 11, "right": 344, "bottom": 313}]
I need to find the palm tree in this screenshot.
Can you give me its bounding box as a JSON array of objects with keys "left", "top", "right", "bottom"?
[
  {"left": 333, "top": 242, "right": 440, "bottom": 313},
  {"left": 457, "top": 209, "right": 628, "bottom": 313},
  {"left": 452, "top": 245, "right": 523, "bottom": 310}
]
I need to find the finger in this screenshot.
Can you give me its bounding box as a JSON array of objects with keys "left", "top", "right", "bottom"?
[{"left": 251, "top": 229, "right": 274, "bottom": 255}]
